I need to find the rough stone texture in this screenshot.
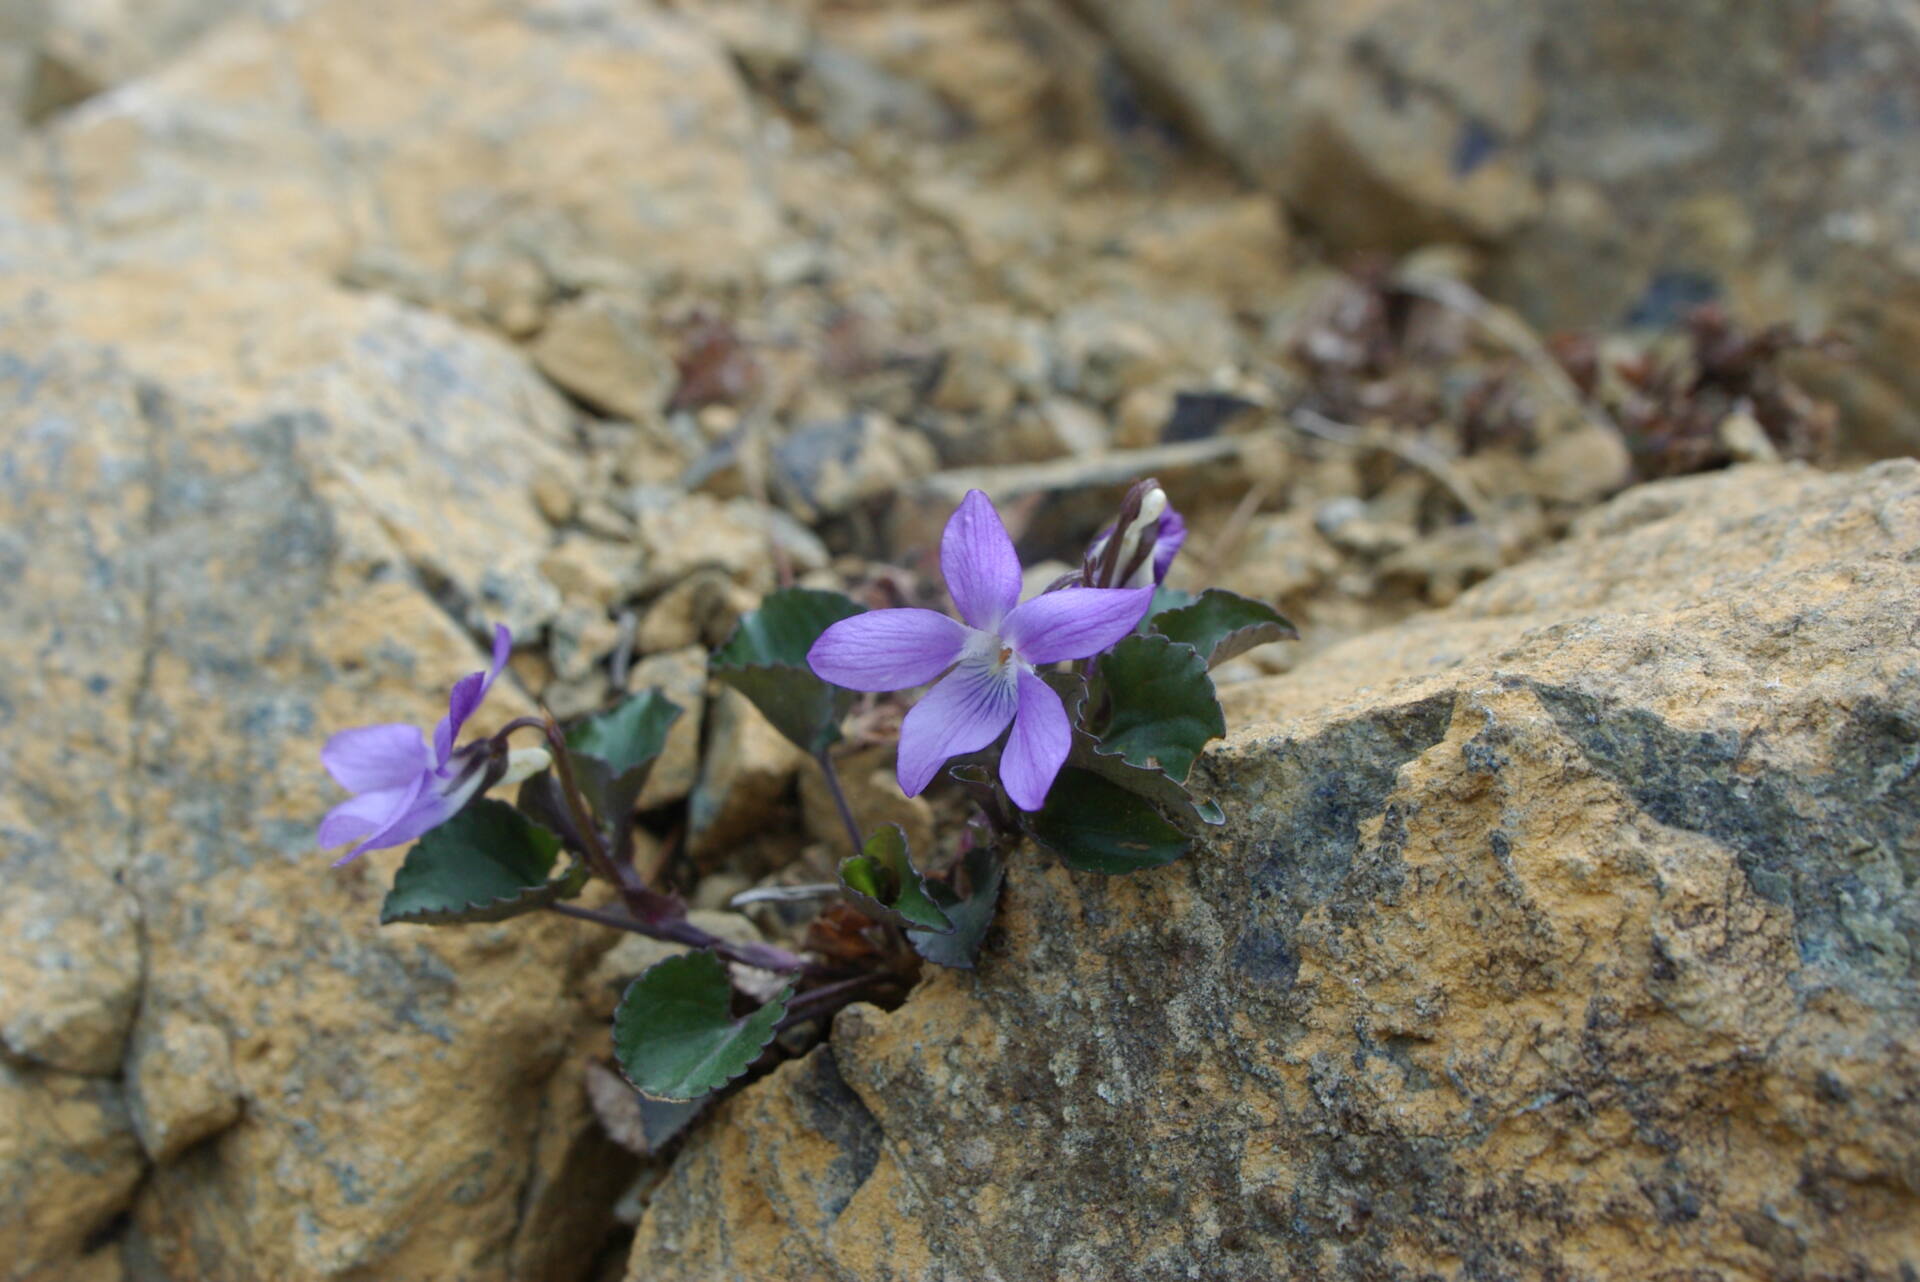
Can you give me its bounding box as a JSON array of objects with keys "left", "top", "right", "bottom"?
[
  {"left": 1073, "top": 0, "right": 1920, "bottom": 452},
  {"left": 22, "top": 0, "right": 777, "bottom": 286},
  {"left": 625, "top": 646, "right": 710, "bottom": 812},
  {"left": 0, "top": 253, "right": 613, "bottom": 1282},
  {"left": 0, "top": 1061, "right": 144, "bottom": 1282},
  {"left": 631, "top": 461, "right": 1920, "bottom": 1280},
  {"left": 125, "top": 1013, "right": 244, "bottom": 1164},
  {"left": 0, "top": 859, "right": 142, "bottom": 1074},
  {"left": 688, "top": 687, "right": 804, "bottom": 861},
  {"left": 532, "top": 293, "right": 676, "bottom": 425}
]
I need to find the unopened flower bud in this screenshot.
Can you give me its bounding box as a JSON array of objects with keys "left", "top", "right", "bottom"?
[
  {"left": 500, "top": 746, "right": 552, "bottom": 786},
  {"left": 1084, "top": 478, "right": 1183, "bottom": 589}
]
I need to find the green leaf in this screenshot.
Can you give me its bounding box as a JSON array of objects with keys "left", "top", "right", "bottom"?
[
  {"left": 585, "top": 1061, "right": 708, "bottom": 1157},
  {"left": 1066, "top": 732, "right": 1225, "bottom": 829},
  {"left": 908, "top": 844, "right": 1007, "bottom": 969},
  {"left": 1025, "top": 767, "right": 1190, "bottom": 874},
  {"left": 1090, "top": 633, "right": 1225, "bottom": 783},
  {"left": 839, "top": 824, "right": 953, "bottom": 934},
  {"left": 566, "top": 690, "right": 682, "bottom": 821},
  {"left": 381, "top": 799, "right": 587, "bottom": 925},
  {"left": 1151, "top": 588, "right": 1298, "bottom": 668},
  {"left": 1143, "top": 585, "right": 1194, "bottom": 625},
  {"left": 612, "top": 950, "right": 793, "bottom": 1102},
  {"left": 712, "top": 588, "right": 866, "bottom": 754}
]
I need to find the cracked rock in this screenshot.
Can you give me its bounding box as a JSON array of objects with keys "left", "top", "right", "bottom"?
[{"left": 126, "top": 1014, "right": 243, "bottom": 1164}]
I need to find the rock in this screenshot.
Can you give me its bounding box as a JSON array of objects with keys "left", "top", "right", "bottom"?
[
  {"left": 772, "top": 413, "right": 939, "bottom": 519},
  {"left": 1073, "top": 0, "right": 1920, "bottom": 452},
  {"left": 31, "top": 0, "right": 266, "bottom": 107},
  {"left": 687, "top": 688, "right": 804, "bottom": 862},
  {"left": 625, "top": 646, "right": 709, "bottom": 811},
  {"left": 799, "top": 746, "right": 935, "bottom": 861},
  {"left": 927, "top": 307, "right": 1051, "bottom": 423},
  {"left": 635, "top": 569, "right": 755, "bottom": 655},
  {"left": 548, "top": 602, "right": 618, "bottom": 683},
  {"left": 0, "top": 1062, "right": 144, "bottom": 1282},
  {"left": 532, "top": 294, "right": 675, "bottom": 425},
  {"left": 505, "top": 1046, "right": 637, "bottom": 1282},
  {"left": 125, "top": 1014, "right": 243, "bottom": 1164},
  {"left": 631, "top": 461, "right": 1920, "bottom": 1278},
  {"left": 626, "top": 492, "right": 830, "bottom": 597},
  {"left": 0, "top": 254, "right": 619, "bottom": 1280},
  {"left": 26, "top": 0, "right": 778, "bottom": 289},
  {"left": 0, "top": 859, "right": 141, "bottom": 1075}
]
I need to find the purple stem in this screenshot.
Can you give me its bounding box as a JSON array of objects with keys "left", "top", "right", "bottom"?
[
  {"left": 814, "top": 749, "right": 866, "bottom": 856},
  {"left": 541, "top": 719, "right": 679, "bottom": 924},
  {"left": 776, "top": 973, "right": 884, "bottom": 1029},
  {"left": 548, "top": 902, "right": 812, "bottom": 976}
]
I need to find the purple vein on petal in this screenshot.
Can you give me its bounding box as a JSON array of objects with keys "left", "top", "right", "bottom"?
[
  {"left": 1001, "top": 587, "right": 1155, "bottom": 665},
  {"left": 940, "top": 489, "right": 1022, "bottom": 631},
  {"left": 807, "top": 609, "right": 969, "bottom": 691},
  {"left": 895, "top": 661, "right": 1019, "bottom": 797},
  {"left": 1001, "top": 667, "right": 1070, "bottom": 811}
]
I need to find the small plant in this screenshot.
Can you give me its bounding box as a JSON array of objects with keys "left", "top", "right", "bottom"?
[{"left": 317, "top": 479, "right": 1292, "bottom": 1137}]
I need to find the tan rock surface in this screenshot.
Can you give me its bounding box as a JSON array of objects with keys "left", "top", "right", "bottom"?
[
  {"left": 0, "top": 1063, "right": 143, "bottom": 1282},
  {"left": 632, "top": 461, "right": 1920, "bottom": 1279},
  {"left": 0, "top": 249, "right": 617, "bottom": 1282}
]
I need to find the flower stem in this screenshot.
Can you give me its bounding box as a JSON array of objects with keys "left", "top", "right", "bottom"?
[
  {"left": 814, "top": 749, "right": 866, "bottom": 856},
  {"left": 542, "top": 717, "right": 679, "bottom": 923},
  {"left": 776, "top": 973, "right": 883, "bottom": 1029},
  {"left": 547, "top": 902, "right": 812, "bottom": 975}
]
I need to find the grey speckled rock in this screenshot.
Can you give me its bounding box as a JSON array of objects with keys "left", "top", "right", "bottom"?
[
  {"left": 0, "top": 1061, "right": 143, "bottom": 1282},
  {"left": 0, "top": 259, "right": 615, "bottom": 1279},
  {"left": 1074, "top": 0, "right": 1920, "bottom": 454},
  {"left": 629, "top": 462, "right": 1920, "bottom": 1280}
]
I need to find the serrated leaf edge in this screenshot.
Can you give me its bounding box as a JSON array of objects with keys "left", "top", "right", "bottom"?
[
  {"left": 380, "top": 857, "right": 589, "bottom": 926},
  {"left": 1151, "top": 589, "right": 1299, "bottom": 669},
  {"left": 838, "top": 843, "right": 956, "bottom": 935},
  {"left": 613, "top": 951, "right": 795, "bottom": 1103}
]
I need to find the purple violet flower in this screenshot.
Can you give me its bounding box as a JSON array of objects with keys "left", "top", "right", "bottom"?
[
  {"left": 318, "top": 624, "right": 513, "bottom": 865},
  {"left": 808, "top": 490, "right": 1154, "bottom": 811}
]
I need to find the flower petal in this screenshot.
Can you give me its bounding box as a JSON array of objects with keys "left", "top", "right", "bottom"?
[
  {"left": 317, "top": 782, "right": 417, "bottom": 849},
  {"left": 1001, "top": 668, "right": 1070, "bottom": 811},
  {"left": 321, "top": 724, "right": 430, "bottom": 792},
  {"left": 1152, "top": 508, "right": 1187, "bottom": 584},
  {"left": 940, "top": 489, "right": 1022, "bottom": 630},
  {"left": 433, "top": 623, "right": 513, "bottom": 765},
  {"left": 895, "top": 661, "right": 1018, "bottom": 797},
  {"left": 325, "top": 772, "right": 429, "bottom": 865},
  {"left": 807, "top": 609, "right": 969, "bottom": 692},
  {"left": 343, "top": 793, "right": 446, "bottom": 864},
  {"left": 1001, "top": 586, "right": 1155, "bottom": 665}
]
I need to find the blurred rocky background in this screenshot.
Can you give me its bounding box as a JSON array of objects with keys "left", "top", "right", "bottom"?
[{"left": 0, "top": 1, "right": 1913, "bottom": 1279}]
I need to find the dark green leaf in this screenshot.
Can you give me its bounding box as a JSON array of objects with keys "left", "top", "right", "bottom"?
[
  {"left": 1151, "top": 588, "right": 1298, "bottom": 668},
  {"left": 381, "top": 799, "right": 586, "bottom": 925},
  {"left": 712, "top": 588, "right": 866, "bottom": 754},
  {"left": 612, "top": 950, "right": 793, "bottom": 1102},
  {"left": 1025, "top": 768, "right": 1190, "bottom": 874},
  {"left": 1055, "top": 674, "right": 1224, "bottom": 831},
  {"left": 1143, "top": 585, "right": 1194, "bottom": 626},
  {"left": 908, "top": 843, "right": 1007, "bottom": 969},
  {"left": 839, "top": 824, "right": 953, "bottom": 934},
  {"left": 566, "top": 690, "right": 681, "bottom": 821},
  {"left": 585, "top": 1062, "right": 707, "bottom": 1156},
  {"left": 1090, "top": 633, "right": 1225, "bottom": 783}
]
